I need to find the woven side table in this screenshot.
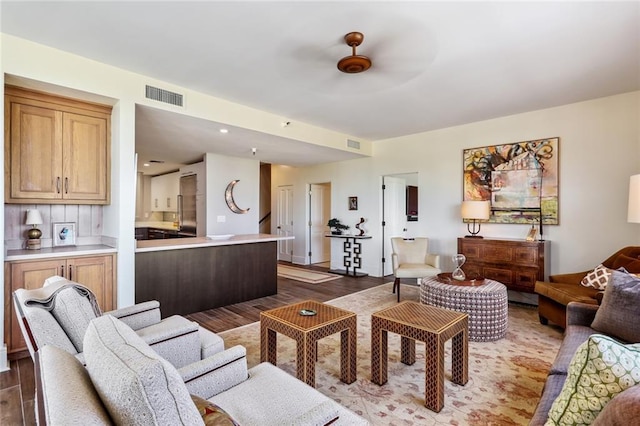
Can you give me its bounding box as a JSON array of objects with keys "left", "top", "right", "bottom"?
[
  {"left": 260, "top": 300, "right": 357, "bottom": 388},
  {"left": 420, "top": 276, "right": 508, "bottom": 342},
  {"left": 371, "top": 301, "right": 468, "bottom": 413}
]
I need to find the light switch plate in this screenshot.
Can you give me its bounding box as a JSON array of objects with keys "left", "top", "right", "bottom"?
[{"left": 217, "top": 215, "right": 226, "bottom": 223}]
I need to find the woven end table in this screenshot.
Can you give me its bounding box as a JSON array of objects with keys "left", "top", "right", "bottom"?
[
  {"left": 420, "top": 276, "right": 508, "bottom": 342},
  {"left": 371, "top": 301, "right": 468, "bottom": 413},
  {"left": 260, "top": 300, "right": 357, "bottom": 388}
]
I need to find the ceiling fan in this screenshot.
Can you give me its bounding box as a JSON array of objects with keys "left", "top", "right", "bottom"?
[{"left": 337, "top": 32, "right": 372, "bottom": 73}]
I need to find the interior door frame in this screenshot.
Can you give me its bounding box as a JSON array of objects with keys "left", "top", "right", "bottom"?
[
  {"left": 381, "top": 172, "right": 418, "bottom": 276},
  {"left": 276, "top": 184, "right": 293, "bottom": 262},
  {"left": 308, "top": 182, "right": 331, "bottom": 264}
]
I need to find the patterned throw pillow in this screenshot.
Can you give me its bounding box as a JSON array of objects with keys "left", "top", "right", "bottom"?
[
  {"left": 545, "top": 334, "right": 640, "bottom": 425},
  {"left": 191, "top": 395, "right": 239, "bottom": 426},
  {"left": 580, "top": 264, "right": 612, "bottom": 290}
]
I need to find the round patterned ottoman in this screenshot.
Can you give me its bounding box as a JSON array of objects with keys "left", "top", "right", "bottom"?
[{"left": 419, "top": 276, "right": 508, "bottom": 342}]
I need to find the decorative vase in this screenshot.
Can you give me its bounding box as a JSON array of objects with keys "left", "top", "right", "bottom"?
[{"left": 452, "top": 254, "right": 466, "bottom": 281}]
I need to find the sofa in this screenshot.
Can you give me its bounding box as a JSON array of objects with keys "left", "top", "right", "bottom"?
[
  {"left": 35, "top": 314, "right": 369, "bottom": 425},
  {"left": 530, "top": 269, "right": 640, "bottom": 425},
  {"left": 534, "top": 246, "right": 640, "bottom": 328}
]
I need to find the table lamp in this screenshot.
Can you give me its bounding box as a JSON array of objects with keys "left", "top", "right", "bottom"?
[
  {"left": 461, "top": 200, "right": 490, "bottom": 238},
  {"left": 25, "top": 209, "right": 43, "bottom": 250},
  {"left": 629, "top": 174, "right": 640, "bottom": 223}
]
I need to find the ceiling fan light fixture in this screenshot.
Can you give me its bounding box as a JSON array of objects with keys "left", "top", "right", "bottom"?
[
  {"left": 337, "top": 31, "right": 372, "bottom": 74},
  {"left": 338, "top": 55, "right": 372, "bottom": 73}
]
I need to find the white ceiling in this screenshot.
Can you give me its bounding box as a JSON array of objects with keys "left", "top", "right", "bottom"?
[{"left": 2, "top": 1, "right": 639, "bottom": 174}]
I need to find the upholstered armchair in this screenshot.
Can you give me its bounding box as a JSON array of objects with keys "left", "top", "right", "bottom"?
[
  {"left": 391, "top": 237, "right": 441, "bottom": 302},
  {"left": 534, "top": 246, "right": 640, "bottom": 328},
  {"left": 35, "top": 315, "right": 368, "bottom": 425},
  {"left": 13, "top": 276, "right": 224, "bottom": 368}
]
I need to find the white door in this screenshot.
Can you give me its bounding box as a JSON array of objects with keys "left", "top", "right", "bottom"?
[
  {"left": 277, "top": 185, "right": 294, "bottom": 262},
  {"left": 382, "top": 176, "right": 408, "bottom": 276},
  {"left": 309, "top": 183, "right": 331, "bottom": 264}
]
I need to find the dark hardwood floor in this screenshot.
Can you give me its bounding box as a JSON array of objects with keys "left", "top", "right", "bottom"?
[{"left": 0, "top": 262, "right": 389, "bottom": 426}]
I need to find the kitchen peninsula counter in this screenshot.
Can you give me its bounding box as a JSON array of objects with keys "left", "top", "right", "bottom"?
[
  {"left": 135, "top": 234, "right": 293, "bottom": 317},
  {"left": 135, "top": 233, "right": 292, "bottom": 252}
]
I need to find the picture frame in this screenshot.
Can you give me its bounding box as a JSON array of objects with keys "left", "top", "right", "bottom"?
[
  {"left": 463, "top": 137, "right": 559, "bottom": 225},
  {"left": 348, "top": 196, "right": 358, "bottom": 211},
  {"left": 52, "top": 222, "right": 76, "bottom": 247}
]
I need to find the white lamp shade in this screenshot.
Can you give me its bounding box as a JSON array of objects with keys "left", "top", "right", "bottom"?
[
  {"left": 629, "top": 174, "right": 640, "bottom": 223},
  {"left": 461, "top": 200, "right": 491, "bottom": 220},
  {"left": 25, "top": 209, "right": 43, "bottom": 226}
]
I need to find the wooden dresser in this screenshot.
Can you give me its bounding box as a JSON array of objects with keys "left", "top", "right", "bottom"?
[{"left": 457, "top": 237, "right": 549, "bottom": 293}]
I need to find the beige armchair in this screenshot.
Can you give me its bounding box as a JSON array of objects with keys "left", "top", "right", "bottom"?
[
  {"left": 13, "top": 275, "right": 224, "bottom": 368},
  {"left": 391, "top": 237, "right": 441, "bottom": 302},
  {"left": 35, "top": 314, "right": 368, "bottom": 425}
]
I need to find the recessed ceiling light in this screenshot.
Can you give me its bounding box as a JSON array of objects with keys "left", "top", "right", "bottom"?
[
  {"left": 143, "top": 163, "right": 150, "bottom": 167},
  {"left": 219, "top": 128, "right": 229, "bottom": 134}
]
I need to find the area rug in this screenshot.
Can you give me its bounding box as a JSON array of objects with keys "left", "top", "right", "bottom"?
[
  {"left": 277, "top": 264, "right": 341, "bottom": 284},
  {"left": 218, "top": 282, "right": 563, "bottom": 425}
]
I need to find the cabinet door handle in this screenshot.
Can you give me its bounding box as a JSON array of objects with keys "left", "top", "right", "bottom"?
[
  {"left": 56, "top": 177, "right": 61, "bottom": 194},
  {"left": 65, "top": 177, "right": 69, "bottom": 194},
  {"left": 154, "top": 198, "right": 158, "bottom": 208},
  {"left": 60, "top": 265, "right": 65, "bottom": 276},
  {"left": 68, "top": 265, "right": 72, "bottom": 281},
  {"left": 167, "top": 197, "right": 171, "bottom": 208}
]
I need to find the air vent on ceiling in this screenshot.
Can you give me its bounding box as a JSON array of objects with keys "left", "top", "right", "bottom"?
[
  {"left": 346, "top": 139, "right": 361, "bottom": 150},
  {"left": 145, "top": 85, "right": 184, "bottom": 107}
]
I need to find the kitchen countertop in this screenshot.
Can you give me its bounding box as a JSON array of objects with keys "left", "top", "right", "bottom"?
[
  {"left": 6, "top": 244, "right": 117, "bottom": 261},
  {"left": 136, "top": 233, "right": 294, "bottom": 253}
]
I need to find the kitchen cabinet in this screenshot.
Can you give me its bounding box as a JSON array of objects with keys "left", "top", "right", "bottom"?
[
  {"left": 151, "top": 171, "right": 179, "bottom": 212},
  {"left": 4, "top": 86, "right": 112, "bottom": 204},
  {"left": 457, "top": 237, "right": 548, "bottom": 293},
  {"left": 4, "top": 253, "right": 116, "bottom": 356}
]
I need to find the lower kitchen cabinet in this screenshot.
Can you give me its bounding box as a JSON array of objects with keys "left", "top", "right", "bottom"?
[{"left": 4, "top": 253, "right": 116, "bottom": 357}]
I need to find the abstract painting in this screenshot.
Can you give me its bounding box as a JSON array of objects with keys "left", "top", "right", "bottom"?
[{"left": 463, "top": 137, "right": 559, "bottom": 224}]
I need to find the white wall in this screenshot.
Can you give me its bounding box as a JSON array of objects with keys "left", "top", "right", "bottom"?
[
  {"left": 204, "top": 152, "right": 260, "bottom": 235},
  {"left": 273, "top": 91, "right": 640, "bottom": 277}
]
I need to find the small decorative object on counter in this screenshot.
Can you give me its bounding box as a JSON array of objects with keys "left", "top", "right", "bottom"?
[
  {"left": 327, "top": 218, "right": 349, "bottom": 235},
  {"left": 355, "top": 217, "right": 366, "bottom": 236},
  {"left": 452, "top": 254, "right": 466, "bottom": 281},
  {"left": 25, "top": 209, "right": 43, "bottom": 250},
  {"left": 526, "top": 219, "right": 538, "bottom": 241}
]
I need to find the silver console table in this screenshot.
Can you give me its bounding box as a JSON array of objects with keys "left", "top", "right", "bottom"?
[{"left": 326, "top": 234, "right": 372, "bottom": 277}]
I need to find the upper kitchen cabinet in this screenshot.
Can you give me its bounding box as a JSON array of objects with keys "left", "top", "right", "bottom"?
[
  {"left": 151, "top": 171, "right": 179, "bottom": 212},
  {"left": 4, "top": 86, "right": 112, "bottom": 204}
]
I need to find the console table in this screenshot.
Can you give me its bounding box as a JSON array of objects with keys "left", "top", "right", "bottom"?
[
  {"left": 326, "top": 234, "right": 372, "bottom": 277},
  {"left": 457, "top": 237, "right": 548, "bottom": 293}
]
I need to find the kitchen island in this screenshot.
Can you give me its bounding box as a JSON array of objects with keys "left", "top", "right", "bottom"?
[{"left": 135, "top": 234, "right": 293, "bottom": 317}]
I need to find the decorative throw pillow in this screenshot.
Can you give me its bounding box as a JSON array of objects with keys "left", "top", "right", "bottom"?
[
  {"left": 580, "top": 264, "right": 612, "bottom": 290},
  {"left": 545, "top": 334, "right": 640, "bottom": 425},
  {"left": 191, "top": 395, "right": 239, "bottom": 426},
  {"left": 591, "top": 270, "right": 640, "bottom": 343}
]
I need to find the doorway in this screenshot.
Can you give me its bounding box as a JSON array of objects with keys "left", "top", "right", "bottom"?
[
  {"left": 381, "top": 173, "right": 418, "bottom": 276},
  {"left": 276, "top": 185, "right": 293, "bottom": 262},
  {"left": 309, "top": 183, "right": 331, "bottom": 265}
]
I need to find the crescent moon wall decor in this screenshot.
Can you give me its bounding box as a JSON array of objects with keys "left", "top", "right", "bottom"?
[{"left": 225, "top": 180, "right": 251, "bottom": 214}]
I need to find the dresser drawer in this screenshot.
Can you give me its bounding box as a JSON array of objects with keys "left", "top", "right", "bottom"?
[{"left": 458, "top": 238, "right": 548, "bottom": 293}]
